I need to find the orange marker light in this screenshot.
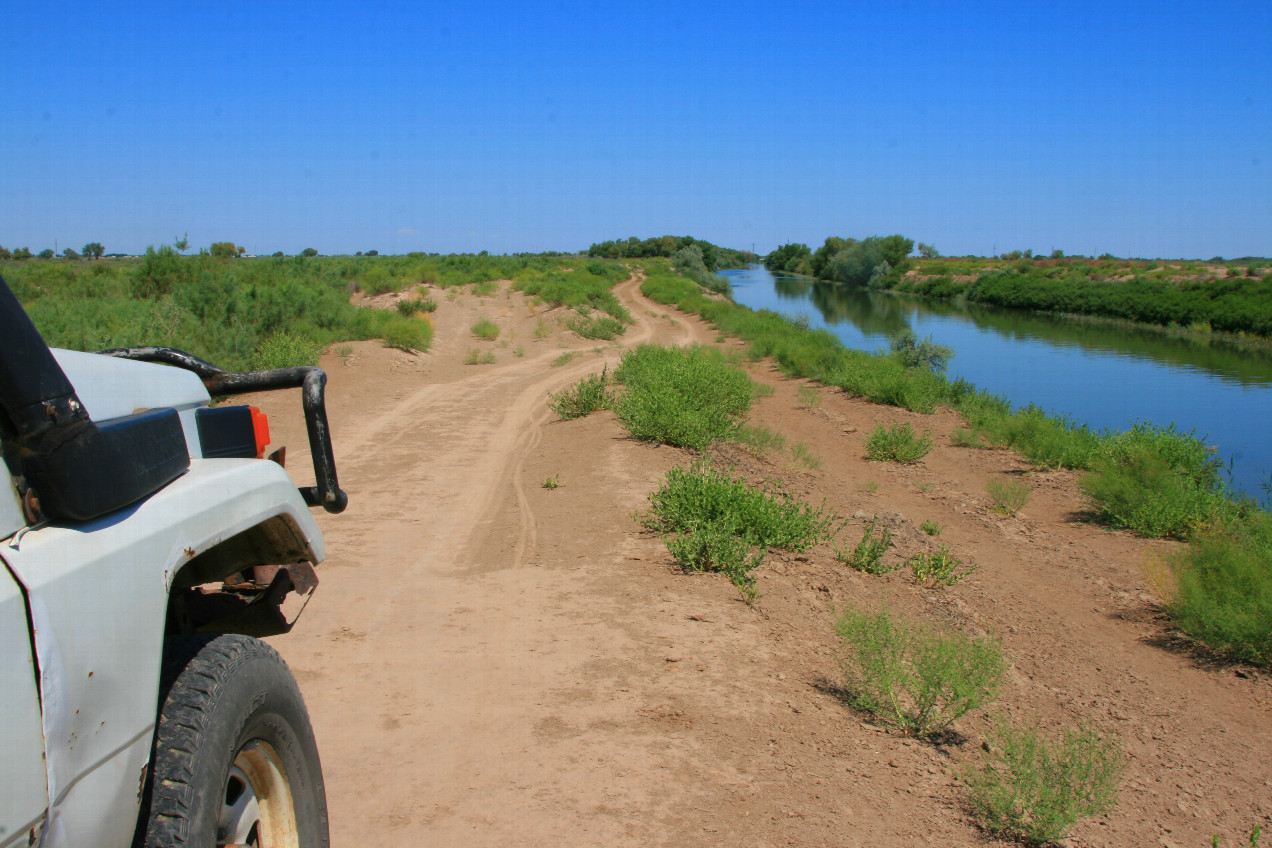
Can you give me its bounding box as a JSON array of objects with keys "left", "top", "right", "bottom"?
[{"left": 249, "top": 406, "right": 270, "bottom": 458}]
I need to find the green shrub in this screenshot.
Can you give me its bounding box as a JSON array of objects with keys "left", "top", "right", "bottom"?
[
  {"left": 734, "top": 423, "right": 786, "bottom": 456},
  {"left": 471, "top": 280, "right": 497, "bottom": 297},
  {"left": 950, "top": 428, "right": 989, "bottom": 449},
  {"left": 834, "top": 604, "right": 1005, "bottom": 737},
  {"left": 549, "top": 367, "right": 614, "bottom": 420},
  {"left": 566, "top": 314, "right": 625, "bottom": 340},
  {"left": 1167, "top": 513, "right": 1272, "bottom": 665},
  {"left": 964, "top": 716, "right": 1122, "bottom": 846},
  {"left": 252, "top": 330, "right": 322, "bottom": 370},
  {"left": 907, "top": 545, "right": 978, "bottom": 587},
  {"left": 921, "top": 520, "right": 943, "bottom": 536},
  {"left": 379, "top": 315, "right": 433, "bottom": 352},
  {"left": 639, "top": 458, "right": 843, "bottom": 553},
  {"left": 865, "top": 422, "right": 934, "bottom": 464},
  {"left": 471, "top": 319, "right": 500, "bottom": 340},
  {"left": 987, "top": 478, "right": 1031, "bottom": 516},
  {"left": 613, "top": 345, "right": 758, "bottom": 450},
  {"left": 395, "top": 298, "right": 425, "bottom": 316},
  {"left": 464, "top": 348, "right": 496, "bottom": 365},
  {"left": 834, "top": 515, "right": 897, "bottom": 574},
  {"left": 417, "top": 294, "right": 438, "bottom": 312}
]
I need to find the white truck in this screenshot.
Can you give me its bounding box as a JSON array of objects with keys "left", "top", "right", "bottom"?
[{"left": 0, "top": 274, "right": 346, "bottom": 847}]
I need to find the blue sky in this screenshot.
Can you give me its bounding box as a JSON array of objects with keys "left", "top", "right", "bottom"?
[{"left": 3, "top": 0, "right": 1268, "bottom": 258}]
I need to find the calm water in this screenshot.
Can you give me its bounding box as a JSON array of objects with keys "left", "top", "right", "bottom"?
[{"left": 719, "top": 265, "right": 1272, "bottom": 498}]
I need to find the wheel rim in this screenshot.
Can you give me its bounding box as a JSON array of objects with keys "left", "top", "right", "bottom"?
[{"left": 218, "top": 740, "right": 300, "bottom": 848}]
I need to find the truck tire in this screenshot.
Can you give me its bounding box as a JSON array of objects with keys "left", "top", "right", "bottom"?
[{"left": 139, "top": 634, "right": 330, "bottom": 848}]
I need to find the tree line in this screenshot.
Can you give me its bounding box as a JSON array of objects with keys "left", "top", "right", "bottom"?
[{"left": 763, "top": 235, "right": 924, "bottom": 288}]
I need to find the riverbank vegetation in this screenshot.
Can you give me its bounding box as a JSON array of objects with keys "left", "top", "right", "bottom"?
[
  {"left": 764, "top": 238, "right": 1272, "bottom": 341},
  {"left": 639, "top": 264, "right": 1271, "bottom": 666}
]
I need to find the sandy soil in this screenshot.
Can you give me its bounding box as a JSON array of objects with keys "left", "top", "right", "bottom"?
[{"left": 247, "top": 274, "right": 1271, "bottom": 847}]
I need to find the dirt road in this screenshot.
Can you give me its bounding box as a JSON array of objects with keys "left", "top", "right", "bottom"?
[{"left": 255, "top": 275, "right": 1270, "bottom": 847}]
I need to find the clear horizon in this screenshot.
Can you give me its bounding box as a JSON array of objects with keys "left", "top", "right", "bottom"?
[{"left": 4, "top": 0, "right": 1268, "bottom": 260}]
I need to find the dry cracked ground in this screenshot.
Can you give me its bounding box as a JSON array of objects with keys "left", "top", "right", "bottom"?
[{"left": 247, "top": 274, "right": 1270, "bottom": 848}]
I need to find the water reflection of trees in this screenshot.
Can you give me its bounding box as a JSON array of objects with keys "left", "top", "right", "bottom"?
[{"left": 751, "top": 271, "right": 1272, "bottom": 386}]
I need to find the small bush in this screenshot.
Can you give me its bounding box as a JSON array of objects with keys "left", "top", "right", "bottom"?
[
  {"left": 542, "top": 475, "right": 561, "bottom": 489},
  {"left": 471, "top": 280, "right": 498, "bottom": 297},
  {"left": 865, "top": 422, "right": 934, "bottom": 464},
  {"left": 640, "top": 458, "right": 843, "bottom": 553},
  {"left": 964, "top": 716, "right": 1122, "bottom": 846},
  {"left": 791, "top": 441, "right": 823, "bottom": 470},
  {"left": 908, "top": 545, "right": 978, "bottom": 587},
  {"left": 1167, "top": 513, "right": 1272, "bottom": 665},
  {"left": 533, "top": 319, "right": 552, "bottom": 339},
  {"left": 614, "top": 345, "right": 758, "bottom": 450},
  {"left": 471, "top": 319, "right": 500, "bottom": 340},
  {"left": 834, "top": 604, "right": 1005, "bottom": 737},
  {"left": 464, "top": 348, "right": 496, "bottom": 365},
  {"left": 395, "top": 298, "right": 425, "bottom": 316},
  {"left": 950, "top": 428, "right": 989, "bottom": 449},
  {"left": 988, "top": 478, "right": 1031, "bottom": 516},
  {"left": 252, "top": 330, "right": 322, "bottom": 370},
  {"left": 549, "top": 367, "right": 614, "bottom": 420},
  {"left": 379, "top": 315, "right": 433, "bottom": 352},
  {"left": 797, "top": 385, "right": 822, "bottom": 407},
  {"left": 921, "top": 520, "right": 943, "bottom": 536},
  {"left": 566, "top": 314, "right": 626, "bottom": 340},
  {"left": 834, "top": 515, "right": 897, "bottom": 574}
]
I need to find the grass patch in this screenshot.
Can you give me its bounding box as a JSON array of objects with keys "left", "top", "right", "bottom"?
[
  {"left": 921, "top": 520, "right": 943, "bottom": 536},
  {"left": 566, "top": 314, "right": 626, "bottom": 340},
  {"left": 471, "top": 319, "right": 500, "bottom": 340},
  {"left": 639, "top": 457, "right": 843, "bottom": 554},
  {"left": 834, "top": 604, "right": 1006, "bottom": 737},
  {"left": 471, "top": 280, "right": 498, "bottom": 297},
  {"left": 987, "top": 478, "right": 1031, "bottom": 516},
  {"left": 950, "top": 428, "right": 988, "bottom": 449},
  {"left": 964, "top": 716, "right": 1122, "bottom": 846},
  {"left": 252, "top": 330, "right": 322, "bottom": 370},
  {"left": 865, "top": 422, "right": 934, "bottom": 464},
  {"left": 797, "top": 385, "right": 822, "bottom": 407},
  {"left": 734, "top": 423, "right": 786, "bottom": 456},
  {"left": 791, "top": 441, "right": 823, "bottom": 470},
  {"left": 464, "top": 348, "right": 496, "bottom": 365},
  {"left": 542, "top": 475, "right": 561, "bottom": 489},
  {"left": 1165, "top": 513, "right": 1272, "bottom": 665},
  {"left": 395, "top": 298, "right": 426, "bottom": 316},
  {"left": 380, "top": 315, "right": 433, "bottom": 352},
  {"left": 907, "top": 545, "right": 978, "bottom": 587},
  {"left": 549, "top": 367, "right": 614, "bottom": 421},
  {"left": 833, "top": 515, "right": 897, "bottom": 574},
  {"left": 613, "top": 345, "right": 758, "bottom": 450},
  {"left": 641, "top": 458, "right": 842, "bottom": 606}
]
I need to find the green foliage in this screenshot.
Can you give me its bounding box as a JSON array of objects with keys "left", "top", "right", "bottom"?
[
  {"left": 612, "top": 344, "right": 758, "bottom": 449},
  {"left": 566, "top": 314, "right": 625, "bottom": 340},
  {"left": 82, "top": 242, "right": 104, "bottom": 259},
  {"left": 464, "top": 348, "right": 496, "bottom": 365},
  {"left": 300, "top": 247, "right": 318, "bottom": 257},
  {"left": 471, "top": 319, "right": 500, "bottom": 340},
  {"left": 251, "top": 330, "right": 322, "bottom": 370},
  {"left": 834, "top": 604, "right": 1005, "bottom": 737},
  {"left": 587, "top": 234, "right": 751, "bottom": 271},
  {"left": 542, "top": 475, "right": 561, "bottom": 489},
  {"left": 950, "top": 428, "right": 989, "bottom": 449},
  {"left": 865, "top": 422, "right": 934, "bottom": 464},
  {"left": 1079, "top": 423, "right": 1239, "bottom": 539},
  {"left": 762, "top": 243, "right": 813, "bottom": 276},
  {"left": 921, "top": 520, "right": 943, "bottom": 536},
  {"left": 1167, "top": 513, "right": 1272, "bottom": 665},
  {"left": 379, "top": 314, "right": 433, "bottom": 351},
  {"left": 395, "top": 298, "right": 425, "bottom": 316},
  {"left": 889, "top": 328, "right": 953, "bottom": 373},
  {"left": 907, "top": 545, "right": 978, "bottom": 587},
  {"left": 834, "top": 515, "right": 897, "bottom": 574},
  {"left": 513, "top": 266, "right": 632, "bottom": 324},
  {"left": 964, "top": 716, "right": 1123, "bottom": 846},
  {"left": 733, "top": 423, "right": 786, "bottom": 456},
  {"left": 797, "top": 385, "right": 821, "bottom": 407},
  {"left": 209, "top": 241, "right": 245, "bottom": 259},
  {"left": 549, "top": 367, "right": 614, "bottom": 420},
  {"left": 987, "top": 478, "right": 1031, "bottom": 516},
  {"left": 471, "top": 280, "right": 498, "bottom": 297},
  {"left": 790, "top": 441, "right": 823, "bottom": 470},
  {"left": 639, "top": 458, "right": 843, "bottom": 554}
]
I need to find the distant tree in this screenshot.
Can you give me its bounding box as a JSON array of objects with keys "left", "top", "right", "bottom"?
[
  {"left": 210, "top": 241, "right": 245, "bottom": 258},
  {"left": 0, "top": 246, "right": 10, "bottom": 260},
  {"left": 62, "top": 247, "right": 80, "bottom": 259},
  {"left": 300, "top": 247, "right": 318, "bottom": 257},
  {"left": 174, "top": 233, "right": 189, "bottom": 254},
  {"left": 37, "top": 248, "right": 54, "bottom": 259},
  {"left": 1050, "top": 249, "right": 1064, "bottom": 259},
  {"left": 917, "top": 242, "right": 940, "bottom": 259},
  {"left": 365, "top": 249, "right": 378, "bottom": 256},
  {"left": 83, "top": 242, "right": 104, "bottom": 259},
  {"left": 810, "top": 237, "right": 850, "bottom": 279},
  {"left": 13, "top": 247, "right": 32, "bottom": 260},
  {"left": 272, "top": 251, "right": 285, "bottom": 257}
]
